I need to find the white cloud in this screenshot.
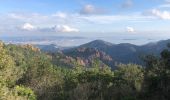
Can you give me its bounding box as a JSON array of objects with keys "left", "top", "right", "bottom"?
[
  {"left": 52, "top": 12, "right": 67, "bottom": 18},
  {"left": 148, "top": 9, "right": 170, "bottom": 20},
  {"left": 21, "top": 23, "right": 36, "bottom": 31},
  {"left": 126, "top": 26, "right": 135, "bottom": 33},
  {"left": 9, "top": 13, "right": 26, "bottom": 20},
  {"left": 20, "top": 24, "right": 79, "bottom": 33},
  {"left": 0, "top": 12, "right": 158, "bottom": 34},
  {"left": 80, "top": 4, "right": 105, "bottom": 15},
  {"left": 53, "top": 25, "right": 79, "bottom": 33},
  {"left": 80, "top": 14, "right": 153, "bottom": 24},
  {"left": 9, "top": 13, "right": 48, "bottom": 22}
]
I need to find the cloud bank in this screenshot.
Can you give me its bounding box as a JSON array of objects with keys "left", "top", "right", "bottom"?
[
  {"left": 126, "top": 26, "right": 135, "bottom": 33},
  {"left": 1, "top": 2, "right": 170, "bottom": 35},
  {"left": 53, "top": 25, "right": 79, "bottom": 33},
  {"left": 147, "top": 9, "right": 170, "bottom": 20},
  {"left": 21, "top": 23, "right": 36, "bottom": 31}
]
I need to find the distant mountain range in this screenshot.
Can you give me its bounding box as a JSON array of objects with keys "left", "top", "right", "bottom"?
[{"left": 37, "top": 39, "right": 170, "bottom": 69}]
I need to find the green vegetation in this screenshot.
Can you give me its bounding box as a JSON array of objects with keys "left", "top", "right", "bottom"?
[{"left": 0, "top": 41, "right": 170, "bottom": 100}]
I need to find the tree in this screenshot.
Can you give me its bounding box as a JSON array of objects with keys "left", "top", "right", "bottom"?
[
  {"left": 115, "top": 64, "right": 144, "bottom": 91},
  {"left": 110, "top": 64, "right": 144, "bottom": 100},
  {"left": 0, "top": 42, "right": 36, "bottom": 100},
  {"left": 143, "top": 44, "right": 170, "bottom": 100}
]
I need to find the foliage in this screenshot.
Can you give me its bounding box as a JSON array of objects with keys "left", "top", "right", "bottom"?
[
  {"left": 1, "top": 41, "right": 170, "bottom": 100},
  {"left": 0, "top": 42, "right": 36, "bottom": 100},
  {"left": 115, "top": 64, "right": 144, "bottom": 91},
  {"left": 142, "top": 45, "right": 170, "bottom": 100},
  {"left": 14, "top": 85, "right": 36, "bottom": 100}
]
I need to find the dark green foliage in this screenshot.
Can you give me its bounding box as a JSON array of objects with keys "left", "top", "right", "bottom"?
[
  {"left": 142, "top": 46, "right": 170, "bottom": 100},
  {"left": 1, "top": 41, "right": 170, "bottom": 100}
]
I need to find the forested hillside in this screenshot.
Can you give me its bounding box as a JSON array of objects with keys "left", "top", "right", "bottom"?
[
  {"left": 63, "top": 39, "right": 170, "bottom": 64},
  {"left": 0, "top": 41, "right": 170, "bottom": 100},
  {"left": 39, "top": 39, "right": 170, "bottom": 68}
]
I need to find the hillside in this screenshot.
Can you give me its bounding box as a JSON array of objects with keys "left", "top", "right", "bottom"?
[
  {"left": 62, "top": 39, "right": 170, "bottom": 65},
  {"left": 1, "top": 40, "right": 170, "bottom": 100},
  {"left": 64, "top": 47, "right": 115, "bottom": 69}
]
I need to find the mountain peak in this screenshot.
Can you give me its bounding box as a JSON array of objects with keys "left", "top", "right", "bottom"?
[
  {"left": 91, "top": 39, "right": 113, "bottom": 45},
  {"left": 80, "top": 39, "right": 113, "bottom": 49}
]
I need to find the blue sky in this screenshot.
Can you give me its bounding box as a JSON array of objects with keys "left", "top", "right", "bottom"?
[
  {"left": 0, "top": 0, "right": 170, "bottom": 42},
  {"left": 0, "top": 0, "right": 163, "bottom": 13}
]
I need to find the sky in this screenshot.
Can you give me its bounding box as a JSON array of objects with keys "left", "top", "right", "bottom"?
[{"left": 0, "top": 0, "right": 170, "bottom": 45}]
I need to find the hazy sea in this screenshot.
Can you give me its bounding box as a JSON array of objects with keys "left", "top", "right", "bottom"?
[{"left": 0, "top": 33, "right": 169, "bottom": 47}]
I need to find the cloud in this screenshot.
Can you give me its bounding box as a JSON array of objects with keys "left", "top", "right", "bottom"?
[
  {"left": 53, "top": 25, "right": 79, "bottom": 33},
  {"left": 80, "top": 4, "right": 105, "bottom": 15},
  {"left": 145, "top": 9, "right": 170, "bottom": 20},
  {"left": 158, "top": 0, "right": 170, "bottom": 8},
  {"left": 158, "top": 4, "right": 170, "bottom": 8},
  {"left": 80, "top": 14, "right": 153, "bottom": 24},
  {"left": 122, "top": 0, "right": 133, "bottom": 8},
  {"left": 165, "top": 0, "right": 170, "bottom": 3},
  {"left": 21, "top": 23, "right": 36, "bottom": 31},
  {"left": 9, "top": 13, "right": 48, "bottom": 22},
  {"left": 0, "top": 12, "right": 157, "bottom": 34},
  {"left": 20, "top": 24, "right": 79, "bottom": 33},
  {"left": 52, "top": 12, "right": 67, "bottom": 18},
  {"left": 126, "top": 26, "right": 135, "bottom": 33}
]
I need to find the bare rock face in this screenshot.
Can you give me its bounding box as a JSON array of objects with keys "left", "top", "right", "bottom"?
[
  {"left": 21, "top": 44, "right": 40, "bottom": 52},
  {"left": 64, "top": 47, "right": 115, "bottom": 68},
  {"left": 76, "top": 57, "right": 86, "bottom": 66}
]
